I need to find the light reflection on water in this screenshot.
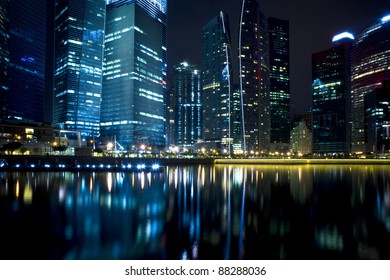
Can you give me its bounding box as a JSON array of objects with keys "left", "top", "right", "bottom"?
[{"left": 1, "top": 164, "right": 390, "bottom": 259}]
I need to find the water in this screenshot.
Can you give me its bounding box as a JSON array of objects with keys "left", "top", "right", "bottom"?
[{"left": 1, "top": 164, "right": 390, "bottom": 260}]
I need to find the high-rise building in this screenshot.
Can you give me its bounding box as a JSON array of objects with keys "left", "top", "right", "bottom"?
[
  {"left": 1, "top": 0, "right": 47, "bottom": 122},
  {"left": 173, "top": 62, "right": 202, "bottom": 148},
  {"left": 202, "top": 11, "right": 233, "bottom": 152},
  {"left": 290, "top": 121, "right": 312, "bottom": 156},
  {"left": 365, "top": 79, "right": 390, "bottom": 154},
  {"left": 311, "top": 32, "right": 353, "bottom": 154},
  {"left": 53, "top": 0, "right": 106, "bottom": 140},
  {"left": 101, "top": 0, "right": 167, "bottom": 151},
  {"left": 268, "top": 17, "right": 290, "bottom": 153},
  {"left": 239, "top": 0, "right": 270, "bottom": 154},
  {"left": 351, "top": 15, "right": 390, "bottom": 153},
  {"left": 0, "top": 0, "right": 9, "bottom": 119}
]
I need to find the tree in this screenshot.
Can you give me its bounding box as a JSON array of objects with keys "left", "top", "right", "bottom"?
[{"left": 2, "top": 142, "right": 23, "bottom": 155}]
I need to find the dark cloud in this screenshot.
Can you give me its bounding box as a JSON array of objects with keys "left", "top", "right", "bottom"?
[{"left": 168, "top": 0, "right": 390, "bottom": 113}]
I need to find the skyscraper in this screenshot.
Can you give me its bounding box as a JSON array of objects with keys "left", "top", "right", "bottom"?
[
  {"left": 3, "top": 0, "right": 47, "bottom": 122},
  {"left": 0, "top": 0, "right": 8, "bottom": 119},
  {"left": 365, "top": 79, "right": 390, "bottom": 154},
  {"left": 101, "top": 0, "right": 167, "bottom": 150},
  {"left": 53, "top": 0, "right": 106, "bottom": 139},
  {"left": 268, "top": 17, "right": 290, "bottom": 153},
  {"left": 311, "top": 32, "right": 353, "bottom": 154},
  {"left": 173, "top": 62, "right": 202, "bottom": 148},
  {"left": 351, "top": 15, "right": 390, "bottom": 153},
  {"left": 239, "top": 0, "right": 270, "bottom": 154},
  {"left": 202, "top": 11, "right": 233, "bottom": 152}
]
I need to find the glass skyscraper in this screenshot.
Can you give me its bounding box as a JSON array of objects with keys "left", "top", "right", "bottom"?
[
  {"left": 312, "top": 33, "right": 353, "bottom": 154},
  {"left": 53, "top": 0, "right": 106, "bottom": 139},
  {"left": 239, "top": 0, "right": 270, "bottom": 154},
  {"left": 173, "top": 62, "right": 202, "bottom": 148},
  {"left": 351, "top": 15, "right": 390, "bottom": 153},
  {"left": 2, "top": 0, "right": 47, "bottom": 122},
  {"left": 268, "top": 17, "right": 290, "bottom": 153},
  {"left": 101, "top": 0, "right": 167, "bottom": 151},
  {"left": 0, "top": 0, "right": 8, "bottom": 119},
  {"left": 202, "top": 11, "right": 233, "bottom": 152}
]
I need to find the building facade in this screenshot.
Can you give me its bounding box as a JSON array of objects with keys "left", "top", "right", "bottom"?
[
  {"left": 311, "top": 33, "right": 353, "bottom": 154},
  {"left": 239, "top": 0, "right": 270, "bottom": 154},
  {"left": 365, "top": 80, "right": 390, "bottom": 154},
  {"left": 53, "top": 0, "right": 106, "bottom": 140},
  {"left": 202, "top": 11, "right": 233, "bottom": 153},
  {"left": 0, "top": 0, "right": 9, "bottom": 120},
  {"left": 268, "top": 17, "right": 290, "bottom": 153},
  {"left": 173, "top": 62, "right": 202, "bottom": 148},
  {"left": 101, "top": 0, "right": 167, "bottom": 151},
  {"left": 351, "top": 15, "right": 390, "bottom": 153},
  {"left": 2, "top": 0, "right": 47, "bottom": 122}
]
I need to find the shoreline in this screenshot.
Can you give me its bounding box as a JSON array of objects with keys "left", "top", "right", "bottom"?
[{"left": 1, "top": 155, "right": 390, "bottom": 172}]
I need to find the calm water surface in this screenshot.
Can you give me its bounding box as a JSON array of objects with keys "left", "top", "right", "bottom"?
[{"left": 1, "top": 164, "right": 390, "bottom": 259}]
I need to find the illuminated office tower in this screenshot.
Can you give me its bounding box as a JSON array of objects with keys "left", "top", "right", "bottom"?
[
  {"left": 351, "top": 15, "right": 390, "bottom": 153},
  {"left": 202, "top": 11, "right": 233, "bottom": 152},
  {"left": 173, "top": 62, "right": 202, "bottom": 148},
  {"left": 101, "top": 0, "right": 167, "bottom": 150},
  {"left": 312, "top": 32, "right": 353, "bottom": 154},
  {"left": 0, "top": 0, "right": 8, "bottom": 119},
  {"left": 2, "top": 0, "right": 47, "bottom": 122},
  {"left": 268, "top": 17, "right": 290, "bottom": 153},
  {"left": 365, "top": 80, "right": 390, "bottom": 153},
  {"left": 239, "top": 0, "right": 270, "bottom": 154},
  {"left": 53, "top": 0, "right": 106, "bottom": 139}
]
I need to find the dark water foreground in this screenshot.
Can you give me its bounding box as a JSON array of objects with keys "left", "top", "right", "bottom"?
[{"left": 0, "top": 164, "right": 390, "bottom": 260}]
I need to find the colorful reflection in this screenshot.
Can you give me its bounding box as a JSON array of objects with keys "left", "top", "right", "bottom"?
[{"left": 0, "top": 164, "right": 390, "bottom": 259}]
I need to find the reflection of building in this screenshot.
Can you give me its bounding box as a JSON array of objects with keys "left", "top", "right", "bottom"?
[
  {"left": 290, "top": 121, "right": 312, "bottom": 155},
  {"left": 174, "top": 62, "right": 202, "bottom": 148},
  {"left": 312, "top": 32, "right": 353, "bottom": 154},
  {"left": 268, "top": 17, "right": 290, "bottom": 153},
  {"left": 365, "top": 80, "right": 390, "bottom": 154},
  {"left": 202, "top": 12, "right": 233, "bottom": 152},
  {"left": 239, "top": 0, "right": 270, "bottom": 153},
  {"left": 351, "top": 15, "right": 390, "bottom": 153},
  {"left": 2, "top": 0, "right": 47, "bottom": 122},
  {"left": 101, "top": 0, "right": 167, "bottom": 151},
  {"left": 53, "top": 0, "right": 106, "bottom": 140}
]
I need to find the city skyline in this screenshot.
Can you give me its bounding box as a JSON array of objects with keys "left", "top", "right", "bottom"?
[{"left": 168, "top": 0, "right": 390, "bottom": 114}]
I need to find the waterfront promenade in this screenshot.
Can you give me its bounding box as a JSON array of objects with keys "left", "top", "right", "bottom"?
[{"left": 1, "top": 155, "right": 390, "bottom": 172}]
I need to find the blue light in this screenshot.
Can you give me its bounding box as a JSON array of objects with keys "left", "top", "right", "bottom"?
[
  {"left": 382, "top": 15, "right": 390, "bottom": 23},
  {"left": 332, "top": 32, "right": 355, "bottom": 42},
  {"left": 152, "top": 164, "right": 160, "bottom": 170},
  {"left": 137, "top": 164, "right": 145, "bottom": 170},
  {"left": 44, "top": 164, "right": 50, "bottom": 168},
  {"left": 15, "top": 164, "right": 20, "bottom": 168},
  {"left": 30, "top": 164, "right": 35, "bottom": 168}
]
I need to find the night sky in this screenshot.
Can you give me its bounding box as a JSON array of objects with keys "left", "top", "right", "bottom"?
[{"left": 167, "top": 0, "right": 390, "bottom": 114}]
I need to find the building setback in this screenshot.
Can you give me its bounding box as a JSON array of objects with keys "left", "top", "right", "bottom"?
[
  {"left": 311, "top": 33, "right": 353, "bottom": 154},
  {"left": 101, "top": 0, "right": 167, "bottom": 151},
  {"left": 53, "top": 0, "right": 106, "bottom": 140},
  {"left": 268, "top": 17, "right": 290, "bottom": 153},
  {"left": 173, "top": 62, "right": 202, "bottom": 148}
]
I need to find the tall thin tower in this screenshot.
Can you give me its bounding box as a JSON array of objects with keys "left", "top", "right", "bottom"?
[
  {"left": 101, "top": 0, "right": 167, "bottom": 150},
  {"left": 53, "top": 0, "right": 106, "bottom": 139},
  {"left": 202, "top": 11, "right": 233, "bottom": 153},
  {"left": 239, "top": 0, "right": 270, "bottom": 154}
]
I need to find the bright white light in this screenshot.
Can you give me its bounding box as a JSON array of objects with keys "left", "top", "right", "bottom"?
[
  {"left": 382, "top": 15, "right": 390, "bottom": 23},
  {"left": 332, "top": 32, "right": 355, "bottom": 42},
  {"left": 152, "top": 164, "right": 160, "bottom": 170}
]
